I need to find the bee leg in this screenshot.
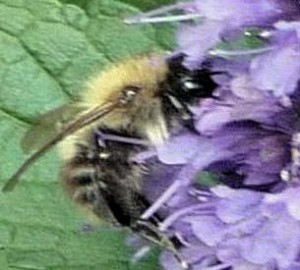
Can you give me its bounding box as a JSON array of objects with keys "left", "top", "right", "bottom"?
[
  {"left": 133, "top": 219, "right": 190, "bottom": 270},
  {"left": 164, "top": 93, "right": 198, "bottom": 134}
]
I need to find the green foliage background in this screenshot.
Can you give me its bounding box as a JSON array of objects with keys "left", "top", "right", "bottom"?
[{"left": 0, "top": 0, "right": 175, "bottom": 269}]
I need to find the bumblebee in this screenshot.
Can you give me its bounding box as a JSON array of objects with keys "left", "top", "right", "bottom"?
[{"left": 2, "top": 54, "right": 219, "bottom": 269}]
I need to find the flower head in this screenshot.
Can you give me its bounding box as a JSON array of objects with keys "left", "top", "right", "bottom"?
[
  {"left": 125, "top": 1, "right": 300, "bottom": 269},
  {"left": 189, "top": 0, "right": 287, "bottom": 27},
  {"left": 249, "top": 21, "right": 300, "bottom": 97},
  {"left": 161, "top": 186, "right": 300, "bottom": 270}
]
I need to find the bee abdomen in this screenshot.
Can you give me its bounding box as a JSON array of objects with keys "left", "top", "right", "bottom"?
[
  {"left": 62, "top": 152, "right": 149, "bottom": 227},
  {"left": 64, "top": 167, "right": 97, "bottom": 202},
  {"left": 62, "top": 165, "right": 121, "bottom": 224},
  {"left": 71, "top": 171, "right": 94, "bottom": 186}
]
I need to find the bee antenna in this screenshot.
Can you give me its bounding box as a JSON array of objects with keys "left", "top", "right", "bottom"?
[
  {"left": 2, "top": 102, "right": 118, "bottom": 192},
  {"left": 124, "top": 3, "right": 201, "bottom": 25}
]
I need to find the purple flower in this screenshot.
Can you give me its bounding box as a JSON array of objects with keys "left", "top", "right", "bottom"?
[
  {"left": 126, "top": 0, "right": 300, "bottom": 27},
  {"left": 177, "top": 0, "right": 300, "bottom": 69},
  {"left": 190, "top": 0, "right": 287, "bottom": 27},
  {"left": 177, "top": 21, "right": 225, "bottom": 70},
  {"left": 276, "top": 21, "right": 300, "bottom": 39},
  {"left": 137, "top": 87, "right": 298, "bottom": 268},
  {"left": 194, "top": 75, "right": 290, "bottom": 134},
  {"left": 160, "top": 185, "right": 300, "bottom": 270},
  {"left": 124, "top": 1, "right": 300, "bottom": 269},
  {"left": 249, "top": 21, "right": 300, "bottom": 97},
  {"left": 136, "top": 18, "right": 300, "bottom": 270},
  {"left": 151, "top": 75, "right": 295, "bottom": 190},
  {"left": 151, "top": 124, "right": 288, "bottom": 195},
  {"left": 139, "top": 45, "right": 300, "bottom": 270},
  {"left": 126, "top": 0, "right": 300, "bottom": 71}
]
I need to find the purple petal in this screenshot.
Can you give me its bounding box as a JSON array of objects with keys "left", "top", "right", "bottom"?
[
  {"left": 233, "top": 263, "right": 274, "bottom": 270},
  {"left": 184, "top": 215, "right": 226, "bottom": 246},
  {"left": 195, "top": 77, "right": 287, "bottom": 134},
  {"left": 240, "top": 210, "right": 300, "bottom": 268},
  {"left": 156, "top": 133, "right": 202, "bottom": 164},
  {"left": 265, "top": 186, "right": 300, "bottom": 221},
  {"left": 193, "top": 0, "right": 285, "bottom": 26},
  {"left": 160, "top": 244, "right": 215, "bottom": 270},
  {"left": 275, "top": 20, "right": 300, "bottom": 40},
  {"left": 286, "top": 263, "right": 300, "bottom": 270},
  {"left": 177, "top": 20, "right": 225, "bottom": 69},
  {"left": 212, "top": 186, "right": 263, "bottom": 223},
  {"left": 244, "top": 171, "right": 280, "bottom": 186},
  {"left": 250, "top": 43, "right": 300, "bottom": 97}
]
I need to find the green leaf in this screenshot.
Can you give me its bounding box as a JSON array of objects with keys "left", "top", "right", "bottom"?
[
  {"left": 0, "top": 0, "right": 174, "bottom": 269},
  {"left": 215, "top": 28, "right": 268, "bottom": 55},
  {"left": 193, "top": 171, "right": 220, "bottom": 188}
]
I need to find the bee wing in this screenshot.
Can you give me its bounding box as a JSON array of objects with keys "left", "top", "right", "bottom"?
[
  {"left": 2, "top": 101, "right": 119, "bottom": 192},
  {"left": 21, "top": 104, "right": 83, "bottom": 154}
]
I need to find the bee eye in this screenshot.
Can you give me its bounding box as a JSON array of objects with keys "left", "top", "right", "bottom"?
[
  {"left": 182, "top": 79, "right": 200, "bottom": 91},
  {"left": 124, "top": 85, "right": 141, "bottom": 96},
  {"left": 120, "top": 85, "right": 141, "bottom": 104}
]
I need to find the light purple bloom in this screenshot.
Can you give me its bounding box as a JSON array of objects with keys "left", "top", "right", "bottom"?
[
  {"left": 160, "top": 186, "right": 300, "bottom": 270},
  {"left": 249, "top": 21, "right": 300, "bottom": 97},
  {"left": 190, "top": 0, "right": 285, "bottom": 27},
  {"left": 151, "top": 75, "right": 295, "bottom": 190},
  {"left": 276, "top": 20, "right": 300, "bottom": 39},
  {"left": 126, "top": 0, "right": 300, "bottom": 70},
  {"left": 194, "top": 75, "right": 290, "bottom": 134},
  {"left": 141, "top": 41, "right": 300, "bottom": 270},
  {"left": 177, "top": 0, "right": 300, "bottom": 69},
  {"left": 124, "top": 1, "right": 300, "bottom": 269},
  {"left": 149, "top": 77, "right": 300, "bottom": 269},
  {"left": 186, "top": 0, "right": 300, "bottom": 29},
  {"left": 250, "top": 44, "right": 300, "bottom": 97},
  {"left": 177, "top": 21, "right": 225, "bottom": 70},
  {"left": 139, "top": 27, "right": 300, "bottom": 270},
  {"left": 154, "top": 122, "right": 290, "bottom": 190},
  {"left": 137, "top": 87, "right": 298, "bottom": 268}
]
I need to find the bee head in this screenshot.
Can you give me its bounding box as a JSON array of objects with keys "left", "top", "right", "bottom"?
[
  {"left": 82, "top": 56, "right": 168, "bottom": 109},
  {"left": 160, "top": 54, "right": 220, "bottom": 131},
  {"left": 165, "top": 54, "right": 219, "bottom": 103}
]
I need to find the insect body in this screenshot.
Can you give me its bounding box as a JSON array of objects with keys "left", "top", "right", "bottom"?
[
  {"left": 2, "top": 54, "right": 219, "bottom": 268},
  {"left": 60, "top": 54, "right": 218, "bottom": 226}
]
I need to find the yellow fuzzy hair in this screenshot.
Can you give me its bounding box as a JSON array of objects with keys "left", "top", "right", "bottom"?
[
  {"left": 78, "top": 56, "right": 169, "bottom": 134},
  {"left": 59, "top": 56, "right": 170, "bottom": 161},
  {"left": 81, "top": 56, "right": 168, "bottom": 107}
]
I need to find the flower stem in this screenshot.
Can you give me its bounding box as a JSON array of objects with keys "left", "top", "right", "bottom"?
[
  {"left": 124, "top": 2, "right": 202, "bottom": 24},
  {"left": 130, "top": 2, "right": 188, "bottom": 18},
  {"left": 209, "top": 46, "right": 275, "bottom": 57},
  {"left": 141, "top": 160, "right": 199, "bottom": 219},
  {"left": 141, "top": 180, "right": 182, "bottom": 219},
  {"left": 125, "top": 13, "right": 202, "bottom": 24},
  {"left": 96, "top": 130, "right": 150, "bottom": 146},
  {"left": 130, "top": 246, "right": 151, "bottom": 265},
  {"left": 160, "top": 204, "right": 215, "bottom": 231}
]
